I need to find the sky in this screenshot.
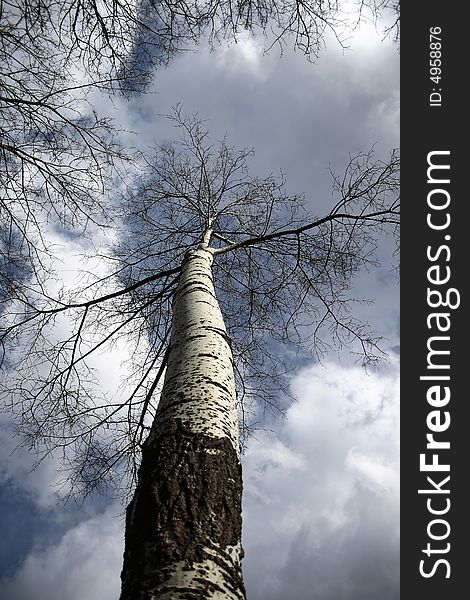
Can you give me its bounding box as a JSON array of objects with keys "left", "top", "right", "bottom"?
[{"left": 0, "top": 12, "right": 399, "bottom": 600}]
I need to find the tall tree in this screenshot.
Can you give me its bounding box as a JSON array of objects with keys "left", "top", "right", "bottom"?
[
  {"left": 0, "top": 110, "right": 399, "bottom": 597},
  {"left": 120, "top": 246, "right": 245, "bottom": 598}
]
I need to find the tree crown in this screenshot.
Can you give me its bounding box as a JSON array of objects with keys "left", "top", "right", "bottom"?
[{"left": 0, "top": 108, "right": 399, "bottom": 499}]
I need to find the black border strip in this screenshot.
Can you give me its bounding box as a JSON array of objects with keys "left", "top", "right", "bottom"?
[{"left": 401, "top": 4, "right": 466, "bottom": 598}]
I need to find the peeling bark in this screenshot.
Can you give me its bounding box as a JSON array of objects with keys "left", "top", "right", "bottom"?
[{"left": 120, "top": 249, "right": 245, "bottom": 599}]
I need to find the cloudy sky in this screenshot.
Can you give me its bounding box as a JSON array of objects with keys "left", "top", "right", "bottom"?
[{"left": 0, "top": 12, "right": 399, "bottom": 600}]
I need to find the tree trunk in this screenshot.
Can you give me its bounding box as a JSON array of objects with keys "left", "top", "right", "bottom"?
[{"left": 120, "top": 248, "right": 246, "bottom": 600}]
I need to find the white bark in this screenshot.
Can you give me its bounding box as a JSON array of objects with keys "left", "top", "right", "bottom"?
[
  {"left": 150, "top": 248, "right": 240, "bottom": 453},
  {"left": 120, "top": 248, "right": 245, "bottom": 600}
]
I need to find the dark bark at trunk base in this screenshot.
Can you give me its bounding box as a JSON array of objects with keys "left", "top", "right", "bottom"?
[{"left": 120, "top": 418, "right": 245, "bottom": 599}]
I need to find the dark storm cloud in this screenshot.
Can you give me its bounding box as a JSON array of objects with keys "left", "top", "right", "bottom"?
[{"left": 122, "top": 27, "right": 398, "bottom": 205}]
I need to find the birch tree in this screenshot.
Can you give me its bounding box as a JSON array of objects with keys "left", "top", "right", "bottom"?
[{"left": 0, "top": 110, "right": 399, "bottom": 598}]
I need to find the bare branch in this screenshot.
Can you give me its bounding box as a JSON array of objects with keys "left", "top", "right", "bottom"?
[{"left": 1, "top": 109, "right": 399, "bottom": 501}]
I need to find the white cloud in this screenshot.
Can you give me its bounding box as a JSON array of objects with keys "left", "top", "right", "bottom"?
[
  {"left": 346, "top": 449, "right": 399, "bottom": 495},
  {"left": 0, "top": 505, "right": 124, "bottom": 600},
  {"left": 0, "top": 422, "right": 64, "bottom": 509},
  {"left": 216, "top": 33, "right": 271, "bottom": 81},
  {"left": 242, "top": 360, "right": 399, "bottom": 600}
]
